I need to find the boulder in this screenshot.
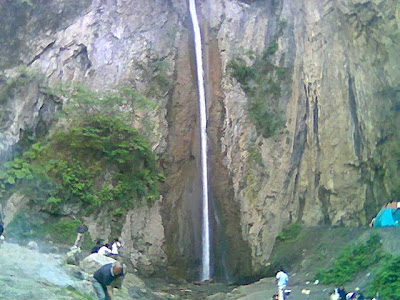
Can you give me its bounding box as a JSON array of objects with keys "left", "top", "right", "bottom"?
[
  {"left": 80, "top": 253, "right": 116, "bottom": 274},
  {"left": 64, "top": 247, "right": 81, "bottom": 266},
  {"left": 27, "top": 241, "right": 39, "bottom": 251}
]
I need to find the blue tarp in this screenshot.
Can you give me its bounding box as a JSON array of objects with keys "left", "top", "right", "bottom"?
[{"left": 374, "top": 208, "right": 400, "bottom": 227}]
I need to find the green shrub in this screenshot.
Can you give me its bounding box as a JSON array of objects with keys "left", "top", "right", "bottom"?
[
  {"left": 315, "top": 234, "right": 384, "bottom": 285},
  {"left": 367, "top": 255, "right": 400, "bottom": 300},
  {"left": 227, "top": 58, "right": 256, "bottom": 92},
  {"left": 0, "top": 113, "right": 163, "bottom": 214},
  {"left": 248, "top": 144, "right": 263, "bottom": 165},
  {"left": 277, "top": 222, "right": 303, "bottom": 241}
]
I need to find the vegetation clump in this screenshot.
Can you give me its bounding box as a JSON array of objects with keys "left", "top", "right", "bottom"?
[
  {"left": 367, "top": 255, "right": 400, "bottom": 300},
  {"left": 315, "top": 234, "right": 384, "bottom": 285},
  {"left": 314, "top": 233, "right": 400, "bottom": 300},
  {"left": 277, "top": 222, "right": 303, "bottom": 241},
  {"left": 0, "top": 84, "right": 163, "bottom": 215},
  {"left": 227, "top": 42, "right": 287, "bottom": 138}
]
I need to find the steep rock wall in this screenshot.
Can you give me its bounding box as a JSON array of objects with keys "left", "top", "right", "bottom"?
[
  {"left": 0, "top": 0, "right": 399, "bottom": 281},
  {"left": 200, "top": 0, "right": 400, "bottom": 275},
  {"left": 0, "top": 0, "right": 186, "bottom": 276}
]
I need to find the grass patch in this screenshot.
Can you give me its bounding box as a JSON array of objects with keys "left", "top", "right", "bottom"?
[{"left": 277, "top": 222, "right": 303, "bottom": 241}]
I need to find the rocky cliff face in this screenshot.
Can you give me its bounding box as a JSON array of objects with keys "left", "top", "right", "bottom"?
[{"left": 0, "top": 0, "right": 399, "bottom": 281}]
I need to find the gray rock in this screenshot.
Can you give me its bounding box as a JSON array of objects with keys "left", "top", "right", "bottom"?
[
  {"left": 27, "top": 241, "right": 39, "bottom": 251},
  {"left": 80, "top": 253, "right": 116, "bottom": 274}
]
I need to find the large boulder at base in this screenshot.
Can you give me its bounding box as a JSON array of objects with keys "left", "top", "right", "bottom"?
[{"left": 80, "top": 253, "right": 116, "bottom": 274}]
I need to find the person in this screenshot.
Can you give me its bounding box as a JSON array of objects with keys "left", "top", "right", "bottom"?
[
  {"left": 272, "top": 294, "right": 279, "bottom": 300},
  {"left": 330, "top": 289, "right": 340, "bottom": 300},
  {"left": 275, "top": 268, "right": 289, "bottom": 300},
  {"left": 92, "top": 261, "right": 125, "bottom": 300},
  {"left": 0, "top": 219, "right": 4, "bottom": 244},
  {"left": 91, "top": 240, "right": 103, "bottom": 254},
  {"left": 111, "top": 238, "right": 121, "bottom": 255},
  {"left": 355, "top": 287, "right": 364, "bottom": 300},
  {"left": 336, "top": 286, "right": 346, "bottom": 300},
  {"left": 98, "top": 244, "right": 112, "bottom": 256},
  {"left": 346, "top": 292, "right": 356, "bottom": 299},
  {"left": 0, "top": 219, "right": 4, "bottom": 236},
  {"left": 369, "top": 217, "right": 376, "bottom": 228},
  {"left": 73, "top": 221, "right": 88, "bottom": 249}
]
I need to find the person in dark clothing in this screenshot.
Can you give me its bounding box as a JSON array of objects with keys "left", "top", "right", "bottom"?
[
  {"left": 91, "top": 240, "right": 102, "bottom": 254},
  {"left": 73, "top": 222, "right": 88, "bottom": 249},
  {"left": 0, "top": 219, "right": 4, "bottom": 243},
  {"left": 92, "top": 261, "right": 124, "bottom": 300},
  {"left": 337, "top": 286, "right": 346, "bottom": 300}
]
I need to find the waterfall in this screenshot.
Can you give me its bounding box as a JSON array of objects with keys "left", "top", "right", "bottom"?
[{"left": 188, "top": 0, "right": 211, "bottom": 281}]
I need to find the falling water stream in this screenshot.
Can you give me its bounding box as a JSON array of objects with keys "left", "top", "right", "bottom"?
[{"left": 188, "top": 0, "right": 211, "bottom": 281}]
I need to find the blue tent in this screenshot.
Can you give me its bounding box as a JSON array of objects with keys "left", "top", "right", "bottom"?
[{"left": 374, "top": 208, "right": 400, "bottom": 227}]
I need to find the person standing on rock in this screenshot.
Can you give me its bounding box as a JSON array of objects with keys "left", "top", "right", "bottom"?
[
  {"left": 0, "top": 218, "right": 4, "bottom": 236},
  {"left": 72, "top": 221, "right": 88, "bottom": 249},
  {"left": 92, "top": 261, "right": 125, "bottom": 300},
  {"left": 275, "top": 268, "right": 289, "bottom": 300},
  {"left": 111, "top": 238, "right": 122, "bottom": 255},
  {"left": 0, "top": 218, "right": 4, "bottom": 244}
]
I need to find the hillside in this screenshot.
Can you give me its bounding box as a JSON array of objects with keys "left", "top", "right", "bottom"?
[{"left": 209, "top": 226, "right": 400, "bottom": 300}]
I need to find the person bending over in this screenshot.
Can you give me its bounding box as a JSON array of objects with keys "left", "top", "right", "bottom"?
[{"left": 92, "top": 261, "right": 124, "bottom": 300}]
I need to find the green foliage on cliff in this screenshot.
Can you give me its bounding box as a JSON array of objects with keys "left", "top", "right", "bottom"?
[
  {"left": 0, "top": 85, "right": 163, "bottom": 215},
  {"left": 0, "top": 114, "right": 162, "bottom": 214},
  {"left": 277, "top": 222, "right": 303, "bottom": 241},
  {"left": 367, "top": 255, "right": 400, "bottom": 300},
  {"left": 227, "top": 43, "right": 287, "bottom": 138},
  {"left": 315, "top": 234, "right": 384, "bottom": 285},
  {"left": 50, "top": 84, "right": 156, "bottom": 120},
  {"left": 146, "top": 60, "right": 173, "bottom": 97},
  {"left": 137, "top": 57, "right": 173, "bottom": 98}
]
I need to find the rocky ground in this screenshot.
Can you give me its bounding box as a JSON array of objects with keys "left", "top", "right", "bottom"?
[
  {"left": 0, "top": 226, "right": 398, "bottom": 299},
  {"left": 0, "top": 242, "right": 86, "bottom": 299}
]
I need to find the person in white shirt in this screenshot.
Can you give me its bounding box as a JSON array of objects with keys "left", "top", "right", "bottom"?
[
  {"left": 111, "top": 238, "right": 122, "bottom": 255},
  {"left": 98, "top": 244, "right": 112, "bottom": 256},
  {"left": 275, "top": 268, "right": 289, "bottom": 300}
]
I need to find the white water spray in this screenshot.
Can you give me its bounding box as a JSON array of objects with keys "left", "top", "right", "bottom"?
[{"left": 188, "top": 0, "right": 210, "bottom": 281}]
